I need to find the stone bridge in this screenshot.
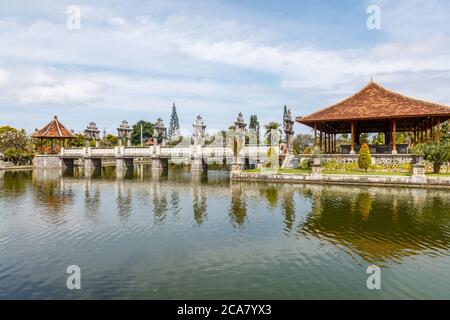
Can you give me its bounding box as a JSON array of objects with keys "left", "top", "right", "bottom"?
[{"left": 34, "top": 144, "right": 272, "bottom": 172}]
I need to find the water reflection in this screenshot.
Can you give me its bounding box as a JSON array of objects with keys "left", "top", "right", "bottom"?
[
  {"left": 193, "top": 183, "right": 207, "bottom": 225},
  {"left": 229, "top": 183, "right": 247, "bottom": 227},
  {"left": 298, "top": 185, "right": 450, "bottom": 263},
  {"left": 2, "top": 169, "right": 450, "bottom": 265}
]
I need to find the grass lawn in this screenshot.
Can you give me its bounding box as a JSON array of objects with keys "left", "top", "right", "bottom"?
[
  {"left": 426, "top": 172, "right": 450, "bottom": 177},
  {"left": 242, "top": 168, "right": 311, "bottom": 175},
  {"left": 322, "top": 170, "right": 411, "bottom": 176}
]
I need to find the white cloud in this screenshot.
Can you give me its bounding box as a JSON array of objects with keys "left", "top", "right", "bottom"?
[
  {"left": 1, "top": 0, "right": 450, "bottom": 133},
  {"left": 0, "top": 68, "right": 9, "bottom": 86},
  {"left": 17, "top": 80, "right": 102, "bottom": 105}
]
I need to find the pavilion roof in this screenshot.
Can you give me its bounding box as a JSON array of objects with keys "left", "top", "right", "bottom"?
[
  {"left": 296, "top": 81, "right": 450, "bottom": 124},
  {"left": 32, "top": 116, "right": 74, "bottom": 139}
]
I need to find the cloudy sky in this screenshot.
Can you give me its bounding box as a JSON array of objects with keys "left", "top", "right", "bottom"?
[{"left": 1, "top": 0, "right": 450, "bottom": 135}]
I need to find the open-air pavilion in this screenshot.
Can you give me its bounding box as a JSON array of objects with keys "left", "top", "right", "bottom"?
[
  {"left": 32, "top": 116, "right": 74, "bottom": 154},
  {"left": 296, "top": 81, "right": 450, "bottom": 154}
]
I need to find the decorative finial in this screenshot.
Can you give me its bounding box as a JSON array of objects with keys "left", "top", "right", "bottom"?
[{"left": 54, "top": 115, "right": 58, "bottom": 119}]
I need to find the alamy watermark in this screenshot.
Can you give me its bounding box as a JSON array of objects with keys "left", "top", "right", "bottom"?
[
  {"left": 66, "top": 5, "right": 81, "bottom": 30},
  {"left": 366, "top": 265, "right": 381, "bottom": 290},
  {"left": 66, "top": 265, "right": 81, "bottom": 290},
  {"left": 366, "top": 5, "right": 381, "bottom": 30}
]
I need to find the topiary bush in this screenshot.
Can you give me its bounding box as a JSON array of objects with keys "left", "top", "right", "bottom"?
[{"left": 358, "top": 143, "right": 372, "bottom": 171}]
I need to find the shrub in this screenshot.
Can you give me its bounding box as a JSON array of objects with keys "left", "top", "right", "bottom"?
[
  {"left": 415, "top": 142, "right": 450, "bottom": 173},
  {"left": 358, "top": 143, "right": 372, "bottom": 171}
]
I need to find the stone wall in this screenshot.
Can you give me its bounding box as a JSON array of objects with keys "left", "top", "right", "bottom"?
[
  {"left": 33, "top": 155, "right": 62, "bottom": 168},
  {"left": 231, "top": 171, "right": 450, "bottom": 188}
]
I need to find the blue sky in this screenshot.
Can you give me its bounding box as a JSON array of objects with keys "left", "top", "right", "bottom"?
[{"left": 1, "top": 0, "right": 450, "bottom": 135}]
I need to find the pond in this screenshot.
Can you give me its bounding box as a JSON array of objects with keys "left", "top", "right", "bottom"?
[{"left": 1, "top": 167, "right": 450, "bottom": 299}]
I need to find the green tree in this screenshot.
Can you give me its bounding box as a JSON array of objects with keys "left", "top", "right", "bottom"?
[
  {"left": 168, "top": 103, "right": 180, "bottom": 139},
  {"left": 371, "top": 133, "right": 384, "bottom": 145},
  {"left": 132, "top": 120, "right": 154, "bottom": 146},
  {"left": 360, "top": 133, "right": 369, "bottom": 144},
  {"left": 358, "top": 143, "right": 372, "bottom": 171},
  {"left": 249, "top": 115, "right": 260, "bottom": 144},
  {"left": 0, "top": 126, "right": 32, "bottom": 164},
  {"left": 102, "top": 134, "right": 118, "bottom": 147},
  {"left": 293, "top": 133, "right": 313, "bottom": 155},
  {"left": 415, "top": 142, "right": 450, "bottom": 173},
  {"left": 70, "top": 133, "right": 86, "bottom": 147}
]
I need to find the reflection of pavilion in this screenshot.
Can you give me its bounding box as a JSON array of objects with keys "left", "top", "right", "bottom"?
[{"left": 299, "top": 186, "right": 450, "bottom": 263}]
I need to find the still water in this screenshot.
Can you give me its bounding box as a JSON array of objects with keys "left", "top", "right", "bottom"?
[{"left": 1, "top": 167, "right": 450, "bottom": 299}]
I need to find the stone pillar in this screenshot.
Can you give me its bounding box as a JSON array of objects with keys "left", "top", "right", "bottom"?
[
  {"left": 116, "top": 157, "right": 134, "bottom": 171},
  {"left": 231, "top": 113, "right": 247, "bottom": 170},
  {"left": 283, "top": 109, "right": 296, "bottom": 168},
  {"left": 192, "top": 115, "right": 208, "bottom": 173},
  {"left": 83, "top": 157, "right": 102, "bottom": 169},
  {"left": 151, "top": 157, "right": 168, "bottom": 170},
  {"left": 153, "top": 118, "right": 167, "bottom": 146},
  {"left": 310, "top": 157, "right": 322, "bottom": 178},
  {"left": 411, "top": 164, "right": 427, "bottom": 184}
]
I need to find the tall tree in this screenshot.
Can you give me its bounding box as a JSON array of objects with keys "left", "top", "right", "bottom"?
[
  {"left": 249, "top": 114, "right": 260, "bottom": 144},
  {"left": 0, "top": 126, "right": 32, "bottom": 164},
  {"left": 131, "top": 120, "right": 153, "bottom": 145},
  {"left": 168, "top": 102, "right": 180, "bottom": 139},
  {"left": 283, "top": 105, "right": 288, "bottom": 128}
]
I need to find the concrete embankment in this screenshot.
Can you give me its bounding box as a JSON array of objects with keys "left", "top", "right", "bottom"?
[{"left": 230, "top": 171, "right": 450, "bottom": 189}]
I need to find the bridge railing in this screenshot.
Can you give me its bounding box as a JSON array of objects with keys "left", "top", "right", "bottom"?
[
  {"left": 60, "top": 145, "right": 272, "bottom": 162},
  {"left": 123, "top": 146, "right": 154, "bottom": 157}
]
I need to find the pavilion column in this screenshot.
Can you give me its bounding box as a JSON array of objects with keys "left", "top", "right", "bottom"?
[
  {"left": 333, "top": 134, "right": 336, "bottom": 153},
  {"left": 331, "top": 134, "right": 334, "bottom": 153},
  {"left": 319, "top": 129, "right": 323, "bottom": 152},
  {"left": 431, "top": 118, "right": 434, "bottom": 142},
  {"left": 437, "top": 118, "right": 441, "bottom": 143},
  {"left": 392, "top": 119, "right": 397, "bottom": 154},
  {"left": 420, "top": 123, "right": 424, "bottom": 143},
  {"left": 350, "top": 121, "right": 356, "bottom": 154},
  {"left": 327, "top": 134, "right": 330, "bottom": 153},
  {"left": 313, "top": 123, "right": 317, "bottom": 146}
]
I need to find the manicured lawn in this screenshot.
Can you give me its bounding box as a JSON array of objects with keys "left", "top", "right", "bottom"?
[
  {"left": 426, "top": 172, "right": 450, "bottom": 177},
  {"left": 322, "top": 170, "right": 411, "bottom": 176},
  {"left": 242, "top": 168, "right": 311, "bottom": 175}
]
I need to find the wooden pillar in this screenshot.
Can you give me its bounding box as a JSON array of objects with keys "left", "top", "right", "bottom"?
[
  {"left": 437, "top": 118, "right": 441, "bottom": 143},
  {"left": 420, "top": 123, "right": 424, "bottom": 143},
  {"left": 313, "top": 123, "right": 317, "bottom": 146},
  {"left": 350, "top": 121, "right": 356, "bottom": 154},
  {"left": 431, "top": 118, "right": 434, "bottom": 142},
  {"left": 392, "top": 119, "right": 397, "bottom": 154},
  {"left": 319, "top": 129, "right": 323, "bottom": 152}
]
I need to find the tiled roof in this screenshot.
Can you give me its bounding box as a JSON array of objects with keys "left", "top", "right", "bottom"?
[
  {"left": 32, "top": 116, "right": 74, "bottom": 139},
  {"left": 297, "top": 81, "right": 450, "bottom": 123}
]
